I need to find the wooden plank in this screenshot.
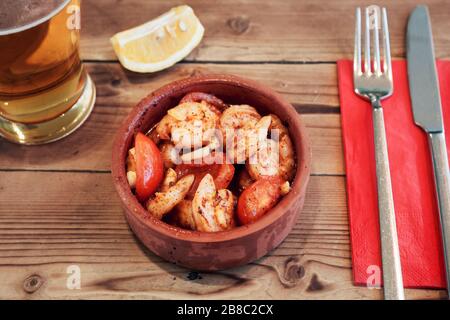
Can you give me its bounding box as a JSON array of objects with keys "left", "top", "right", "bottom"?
[
  {"left": 81, "top": 0, "right": 450, "bottom": 62},
  {"left": 0, "top": 171, "right": 444, "bottom": 299},
  {"left": 0, "top": 62, "right": 344, "bottom": 175}
]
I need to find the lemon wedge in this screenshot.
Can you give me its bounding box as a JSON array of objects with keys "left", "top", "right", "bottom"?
[{"left": 111, "top": 5, "right": 204, "bottom": 73}]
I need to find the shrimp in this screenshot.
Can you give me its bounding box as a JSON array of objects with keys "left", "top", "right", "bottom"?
[
  {"left": 171, "top": 200, "right": 196, "bottom": 230},
  {"left": 246, "top": 114, "right": 295, "bottom": 182},
  {"left": 126, "top": 148, "right": 137, "bottom": 188},
  {"left": 247, "top": 138, "right": 280, "bottom": 178},
  {"left": 155, "top": 114, "right": 174, "bottom": 140},
  {"left": 156, "top": 102, "right": 220, "bottom": 149},
  {"left": 280, "top": 181, "right": 291, "bottom": 196},
  {"left": 178, "top": 133, "right": 222, "bottom": 164},
  {"left": 158, "top": 167, "right": 178, "bottom": 192},
  {"left": 159, "top": 142, "right": 179, "bottom": 169},
  {"left": 146, "top": 169, "right": 194, "bottom": 220},
  {"left": 269, "top": 114, "right": 295, "bottom": 182},
  {"left": 220, "top": 105, "right": 261, "bottom": 132},
  {"left": 220, "top": 106, "right": 271, "bottom": 163},
  {"left": 192, "top": 174, "right": 235, "bottom": 232},
  {"left": 180, "top": 92, "right": 228, "bottom": 114}
]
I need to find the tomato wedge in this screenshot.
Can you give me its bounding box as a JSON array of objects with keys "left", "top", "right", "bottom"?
[
  {"left": 237, "top": 176, "right": 283, "bottom": 225},
  {"left": 135, "top": 132, "right": 164, "bottom": 202},
  {"left": 175, "top": 162, "right": 235, "bottom": 199}
]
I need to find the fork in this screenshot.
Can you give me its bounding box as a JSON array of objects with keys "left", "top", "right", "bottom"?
[{"left": 353, "top": 7, "right": 404, "bottom": 300}]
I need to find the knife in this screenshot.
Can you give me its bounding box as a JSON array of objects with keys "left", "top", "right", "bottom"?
[{"left": 407, "top": 5, "right": 450, "bottom": 294}]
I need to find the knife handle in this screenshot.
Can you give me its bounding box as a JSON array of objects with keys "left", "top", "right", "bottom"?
[
  {"left": 372, "top": 104, "right": 405, "bottom": 300},
  {"left": 429, "top": 132, "right": 450, "bottom": 294}
]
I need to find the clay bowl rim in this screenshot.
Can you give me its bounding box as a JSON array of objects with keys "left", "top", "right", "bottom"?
[{"left": 111, "top": 73, "right": 311, "bottom": 244}]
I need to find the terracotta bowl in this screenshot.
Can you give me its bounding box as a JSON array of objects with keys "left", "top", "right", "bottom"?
[{"left": 111, "top": 74, "right": 311, "bottom": 271}]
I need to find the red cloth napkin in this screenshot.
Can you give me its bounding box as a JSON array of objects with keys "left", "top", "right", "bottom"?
[{"left": 337, "top": 60, "right": 450, "bottom": 289}]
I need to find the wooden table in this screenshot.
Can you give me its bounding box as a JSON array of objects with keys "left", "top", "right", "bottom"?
[{"left": 0, "top": 0, "right": 449, "bottom": 300}]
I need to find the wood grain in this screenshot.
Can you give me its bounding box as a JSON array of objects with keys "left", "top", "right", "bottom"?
[
  {"left": 0, "top": 62, "right": 343, "bottom": 175},
  {"left": 1, "top": 0, "right": 447, "bottom": 299},
  {"left": 0, "top": 171, "right": 444, "bottom": 299},
  {"left": 81, "top": 0, "right": 450, "bottom": 62}
]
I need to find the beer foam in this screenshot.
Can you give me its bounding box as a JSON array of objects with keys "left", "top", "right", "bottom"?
[{"left": 0, "top": 0, "right": 68, "bottom": 32}]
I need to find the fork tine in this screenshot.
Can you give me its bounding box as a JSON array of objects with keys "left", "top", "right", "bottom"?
[
  {"left": 364, "top": 7, "right": 371, "bottom": 75},
  {"left": 382, "top": 7, "right": 392, "bottom": 77},
  {"left": 354, "top": 8, "right": 362, "bottom": 75},
  {"left": 373, "top": 8, "right": 381, "bottom": 75}
]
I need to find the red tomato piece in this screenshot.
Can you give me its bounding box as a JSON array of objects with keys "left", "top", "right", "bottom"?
[
  {"left": 135, "top": 132, "right": 164, "bottom": 202},
  {"left": 237, "top": 177, "right": 283, "bottom": 225}
]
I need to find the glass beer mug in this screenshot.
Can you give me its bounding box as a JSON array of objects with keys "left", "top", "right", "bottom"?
[{"left": 0, "top": 0, "right": 96, "bottom": 144}]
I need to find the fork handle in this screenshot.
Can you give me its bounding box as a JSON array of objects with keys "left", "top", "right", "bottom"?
[{"left": 372, "top": 100, "right": 405, "bottom": 300}]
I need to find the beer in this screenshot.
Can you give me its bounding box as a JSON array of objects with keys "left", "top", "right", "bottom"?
[{"left": 0, "top": 0, "right": 96, "bottom": 144}]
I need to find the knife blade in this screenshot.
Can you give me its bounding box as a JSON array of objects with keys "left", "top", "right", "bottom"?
[
  {"left": 407, "top": 5, "right": 450, "bottom": 295},
  {"left": 407, "top": 5, "right": 443, "bottom": 133}
]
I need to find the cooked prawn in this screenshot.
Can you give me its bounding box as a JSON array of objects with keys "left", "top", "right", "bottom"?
[
  {"left": 180, "top": 92, "right": 228, "bottom": 114},
  {"left": 159, "top": 142, "right": 179, "bottom": 168},
  {"left": 247, "top": 114, "right": 295, "bottom": 181},
  {"left": 171, "top": 200, "right": 196, "bottom": 230},
  {"left": 220, "top": 106, "right": 271, "bottom": 163},
  {"left": 158, "top": 167, "right": 178, "bottom": 192},
  {"left": 146, "top": 169, "right": 194, "bottom": 220},
  {"left": 155, "top": 114, "right": 174, "bottom": 140},
  {"left": 269, "top": 114, "right": 295, "bottom": 181},
  {"left": 246, "top": 115, "right": 272, "bottom": 159},
  {"left": 192, "top": 174, "right": 235, "bottom": 232},
  {"left": 220, "top": 105, "right": 261, "bottom": 132},
  {"left": 178, "top": 133, "right": 222, "bottom": 164},
  {"left": 156, "top": 102, "right": 220, "bottom": 149},
  {"left": 280, "top": 181, "right": 291, "bottom": 196},
  {"left": 247, "top": 138, "right": 280, "bottom": 178},
  {"left": 126, "top": 148, "right": 137, "bottom": 188}
]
